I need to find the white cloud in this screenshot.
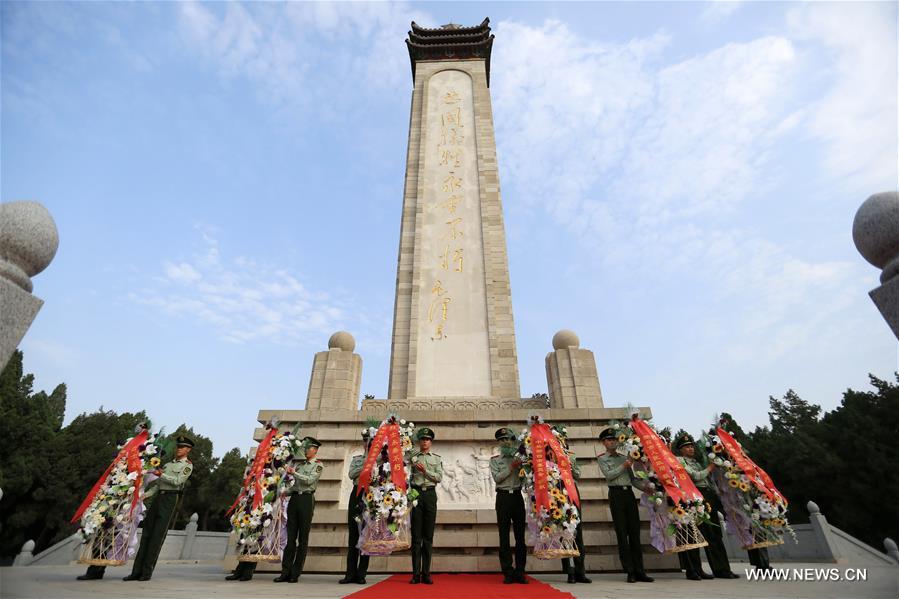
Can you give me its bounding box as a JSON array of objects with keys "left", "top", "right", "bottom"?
[
  {"left": 787, "top": 2, "right": 898, "bottom": 193},
  {"left": 491, "top": 17, "right": 880, "bottom": 366},
  {"left": 133, "top": 226, "right": 365, "bottom": 346},
  {"left": 175, "top": 1, "right": 433, "bottom": 117},
  {"left": 163, "top": 261, "right": 202, "bottom": 283},
  {"left": 700, "top": 1, "right": 744, "bottom": 24},
  {"left": 493, "top": 20, "right": 800, "bottom": 256}
]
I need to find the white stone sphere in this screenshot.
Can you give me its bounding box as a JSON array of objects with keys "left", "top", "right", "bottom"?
[
  {"left": 0, "top": 201, "right": 59, "bottom": 292},
  {"left": 552, "top": 329, "right": 580, "bottom": 350},
  {"left": 328, "top": 331, "right": 356, "bottom": 352},
  {"left": 853, "top": 192, "right": 899, "bottom": 282}
]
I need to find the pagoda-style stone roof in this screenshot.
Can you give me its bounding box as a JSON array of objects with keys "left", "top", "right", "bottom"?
[{"left": 406, "top": 18, "right": 494, "bottom": 86}]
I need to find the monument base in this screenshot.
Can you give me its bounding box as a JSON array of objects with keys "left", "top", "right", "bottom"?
[{"left": 226, "top": 404, "right": 679, "bottom": 573}]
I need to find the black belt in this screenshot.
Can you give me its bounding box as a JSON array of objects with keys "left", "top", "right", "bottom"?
[
  {"left": 158, "top": 490, "right": 183, "bottom": 495},
  {"left": 609, "top": 485, "right": 632, "bottom": 491},
  {"left": 496, "top": 488, "right": 522, "bottom": 494},
  {"left": 412, "top": 485, "right": 435, "bottom": 492},
  {"left": 289, "top": 490, "right": 315, "bottom": 495}
]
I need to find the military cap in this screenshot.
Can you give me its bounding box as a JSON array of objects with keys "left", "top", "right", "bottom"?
[
  {"left": 598, "top": 427, "right": 617, "bottom": 441},
  {"left": 495, "top": 427, "right": 516, "bottom": 440},
  {"left": 674, "top": 434, "right": 695, "bottom": 450},
  {"left": 416, "top": 427, "right": 435, "bottom": 441},
  {"left": 302, "top": 436, "right": 322, "bottom": 448},
  {"left": 175, "top": 435, "right": 194, "bottom": 448}
]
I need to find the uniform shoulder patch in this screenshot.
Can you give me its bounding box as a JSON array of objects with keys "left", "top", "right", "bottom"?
[
  {"left": 315, "top": 463, "right": 324, "bottom": 472},
  {"left": 183, "top": 465, "right": 192, "bottom": 475}
]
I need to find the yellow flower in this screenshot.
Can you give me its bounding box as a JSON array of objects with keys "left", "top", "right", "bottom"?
[
  {"left": 518, "top": 469, "right": 526, "bottom": 477},
  {"left": 524, "top": 437, "right": 532, "bottom": 446},
  {"left": 728, "top": 479, "right": 739, "bottom": 488},
  {"left": 617, "top": 434, "right": 627, "bottom": 442},
  {"left": 673, "top": 507, "right": 686, "bottom": 518},
  {"left": 712, "top": 444, "right": 723, "bottom": 453},
  {"left": 630, "top": 450, "right": 641, "bottom": 459},
  {"left": 383, "top": 494, "right": 394, "bottom": 505},
  {"left": 552, "top": 509, "right": 563, "bottom": 519},
  {"left": 738, "top": 482, "right": 750, "bottom": 492},
  {"left": 365, "top": 492, "right": 374, "bottom": 502},
  {"left": 541, "top": 525, "right": 552, "bottom": 534},
  {"left": 149, "top": 457, "right": 161, "bottom": 467}
]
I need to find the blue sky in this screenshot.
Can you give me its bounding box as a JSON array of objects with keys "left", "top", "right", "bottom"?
[{"left": 3, "top": 1, "right": 897, "bottom": 457}]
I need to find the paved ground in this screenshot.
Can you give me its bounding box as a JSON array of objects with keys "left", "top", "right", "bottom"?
[{"left": 1, "top": 562, "right": 896, "bottom": 599}]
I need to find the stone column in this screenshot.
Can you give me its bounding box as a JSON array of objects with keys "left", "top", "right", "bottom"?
[
  {"left": 180, "top": 513, "right": 199, "bottom": 559},
  {"left": 807, "top": 501, "right": 840, "bottom": 562},
  {"left": 0, "top": 201, "right": 59, "bottom": 371},
  {"left": 305, "top": 331, "right": 363, "bottom": 410},
  {"left": 853, "top": 191, "right": 899, "bottom": 339},
  {"left": 12, "top": 540, "right": 35, "bottom": 567},
  {"left": 545, "top": 330, "right": 604, "bottom": 409}
]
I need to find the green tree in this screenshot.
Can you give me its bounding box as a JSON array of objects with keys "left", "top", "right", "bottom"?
[
  {"left": 749, "top": 390, "right": 831, "bottom": 525},
  {"left": 811, "top": 375, "right": 899, "bottom": 548},
  {"left": 0, "top": 350, "right": 67, "bottom": 558},
  {"left": 199, "top": 447, "right": 248, "bottom": 531}
]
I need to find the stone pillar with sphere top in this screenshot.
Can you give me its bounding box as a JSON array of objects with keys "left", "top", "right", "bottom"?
[
  {"left": 545, "top": 329, "right": 604, "bottom": 409},
  {"left": 305, "top": 331, "right": 363, "bottom": 411},
  {"left": 853, "top": 191, "right": 899, "bottom": 339},
  {"left": 0, "top": 201, "right": 59, "bottom": 371}
]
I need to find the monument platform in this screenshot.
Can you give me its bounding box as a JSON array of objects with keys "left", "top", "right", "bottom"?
[{"left": 232, "top": 405, "right": 680, "bottom": 574}]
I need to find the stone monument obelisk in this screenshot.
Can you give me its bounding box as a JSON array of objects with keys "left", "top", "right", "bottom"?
[
  {"left": 244, "top": 19, "right": 674, "bottom": 575},
  {"left": 389, "top": 19, "right": 520, "bottom": 403}
]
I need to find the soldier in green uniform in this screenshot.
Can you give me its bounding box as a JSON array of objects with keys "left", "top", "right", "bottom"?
[
  {"left": 408, "top": 427, "right": 442, "bottom": 585},
  {"left": 560, "top": 447, "right": 591, "bottom": 584},
  {"left": 339, "top": 430, "right": 371, "bottom": 585},
  {"left": 123, "top": 435, "right": 194, "bottom": 581},
  {"left": 490, "top": 427, "right": 527, "bottom": 585},
  {"left": 675, "top": 434, "right": 739, "bottom": 580},
  {"left": 597, "top": 427, "right": 654, "bottom": 584},
  {"left": 274, "top": 437, "right": 323, "bottom": 583}
]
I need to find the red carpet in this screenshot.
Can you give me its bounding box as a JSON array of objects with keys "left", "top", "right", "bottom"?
[{"left": 342, "top": 574, "right": 575, "bottom": 599}]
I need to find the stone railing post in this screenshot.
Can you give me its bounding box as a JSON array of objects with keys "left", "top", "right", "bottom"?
[
  {"left": 181, "top": 513, "right": 199, "bottom": 559},
  {"left": 807, "top": 501, "right": 840, "bottom": 562},
  {"left": 12, "top": 540, "right": 35, "bottom": 566},
  {"left": 853, "top": 191, "right": 899, "bottom": 339},
  {"left": 884, "top": 538, "right": 899, "bottom": 564}
]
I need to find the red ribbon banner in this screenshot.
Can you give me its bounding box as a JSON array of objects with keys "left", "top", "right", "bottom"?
[
  {"left": 529, "top": 423, "right": 580, "bottom": 512},
  {"left": 716, "top": 427, "right": 787, "bottom": 506},
  {"left": 631, "top": 417, "right": 703, "bottom": 506},
  {"left": 226, "top": 426, "right": 278, "bottom": 517},
  {"left": 356, "top": 421, "right": 408, "bottom": 496},
  {"left": 71, "top": 429, "right": 150, "bottom": 524}
]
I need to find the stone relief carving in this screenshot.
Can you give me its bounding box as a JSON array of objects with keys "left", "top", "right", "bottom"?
[
  {"left": 434, "top": 443, "right": 498, "bottom": 509},
  {"left": 337, "top": 442, "right": 502, "bottom": 509}
]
